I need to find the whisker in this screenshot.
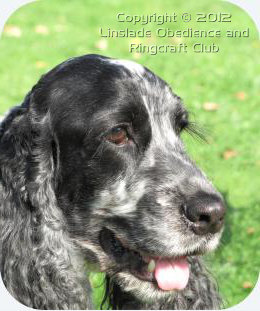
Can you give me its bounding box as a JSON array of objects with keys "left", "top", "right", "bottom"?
[{"left": 185, "top": 121, "right": 209, "bottom": 143}]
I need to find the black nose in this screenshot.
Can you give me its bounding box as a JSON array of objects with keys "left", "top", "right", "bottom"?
[{"left": 183, "top": 192, "right": 226, "bottom": 235}]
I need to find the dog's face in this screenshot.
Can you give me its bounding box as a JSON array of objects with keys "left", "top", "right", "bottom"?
[{"left": 32, "top": 55, "right": 225, "bottom": 300}]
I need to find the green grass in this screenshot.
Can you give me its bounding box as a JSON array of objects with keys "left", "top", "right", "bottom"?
[{"left": 0, "top": 0, "right": 259, "bottom": 308}]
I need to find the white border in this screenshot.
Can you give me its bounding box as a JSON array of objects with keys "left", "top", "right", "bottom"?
[
  {"left": 224, "top": 0, "right": 260, "bottom": 38},
  {"left": 0, "top": 0, "right": 259, "bottom": 310},
  {"left": 0, "top": 0, "right": 38, "bottom": 38}
]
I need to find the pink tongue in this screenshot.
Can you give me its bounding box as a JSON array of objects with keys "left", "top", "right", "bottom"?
[{"left": 154, "top": 257, "right": 190, "bottom": 291}]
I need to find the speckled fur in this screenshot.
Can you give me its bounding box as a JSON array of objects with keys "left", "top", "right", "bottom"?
[{"left": 0, "top": 55, "right": 223, "bottom": 310}]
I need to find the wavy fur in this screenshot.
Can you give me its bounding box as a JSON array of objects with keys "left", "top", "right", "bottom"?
[
  {"left": 0, "top": 54, "right": 224, "bottom": 310},
  {"left": 0, "top": 94, "right": 91, "bottom": 309}
]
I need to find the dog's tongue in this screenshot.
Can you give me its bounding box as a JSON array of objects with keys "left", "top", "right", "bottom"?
[{"left": 154, "top": 257, "right": 189, "bottom": 291}]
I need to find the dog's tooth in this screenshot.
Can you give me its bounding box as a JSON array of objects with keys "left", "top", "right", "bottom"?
[
  {"left": 147, "top": 259, "right": 156, "bottom": 272},
  {"left": 143, "top": 255, "right": 150, "bottom": 263}
]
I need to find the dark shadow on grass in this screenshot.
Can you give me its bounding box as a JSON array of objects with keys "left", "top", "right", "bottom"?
[
  {"left": 219, "top": 192, "right": 234, "bottom": 247},
  {"left": 216, "top": 192, "right": 257, "bottom": 250},
  {"left": 212, "top": 193, "right": 260, "bottom": 308}
]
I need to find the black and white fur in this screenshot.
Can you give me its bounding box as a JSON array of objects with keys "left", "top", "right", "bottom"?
[{"left": 0, "top": 54, "right": 225, "bottom": 309}]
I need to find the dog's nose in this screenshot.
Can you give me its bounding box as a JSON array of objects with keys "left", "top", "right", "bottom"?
[{"left": 183, "top": 192, "right": 226, "bottom": 235}]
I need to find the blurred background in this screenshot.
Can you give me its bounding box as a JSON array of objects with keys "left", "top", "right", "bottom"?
[{"left": 0, "top": 0, "right": 259, "bottom": 308}]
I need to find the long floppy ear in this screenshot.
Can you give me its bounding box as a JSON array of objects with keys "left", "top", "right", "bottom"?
[{"left": 0, "top": 90, "right": 92, "bottom": 309}]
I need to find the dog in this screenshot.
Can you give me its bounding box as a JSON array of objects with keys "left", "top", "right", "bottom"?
[{"left": 0, "top": 54, "right": 225, "bottom": 309}]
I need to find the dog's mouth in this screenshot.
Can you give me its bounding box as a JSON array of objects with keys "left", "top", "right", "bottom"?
[{"left": 99, "top": 228, "right": 190, "bottom": 291}]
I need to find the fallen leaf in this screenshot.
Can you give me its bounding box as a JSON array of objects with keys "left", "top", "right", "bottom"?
[
  {"left": 203, "top": 102, "right": 219, "bottom": 111},
  {"left": 35, "top": 25, "right": 49, "bottom": 35},
  {"left": 4, "top": 25, "right": 22, "bottom": 37},
  {"left": 57, "top": 16, "right": 66, "bottom": 23},
  {"left": 54, "top": 24, "right": 66, "bottom": 32},
  {"left": 247, "top": 227, "right": 255, "bottom": 235},
  {"left": 129, "top": 38, "right": 142, "bottom": 46},
  {"left": 191, "top": 68, "right": 199, "bottom": 75},
  {"left": 222, "top": 149, "right": 238, "bottom": 160},
  {"left": 95, "top": 39, "right": 108, "bottom": 50},
  {"left": 252, "top": 40, "right": 260, "bottom": 49},
  {"left": 35, "top": 61, "right": 48, "bottom": 69},
  {"left": 171, "top": 37, "right": 183, "bottom": 44},
  {"left": 132, "top": 52, "right": 141, "bottom": 60},
  {"left": 235, "top": 91, "right": 247, "bottom": 101},
  {"left": 227, "top": 256, "right": 233, "bottom": 262},
  {"left": 146, "top": 36, "right": 156, "bottom": 44},
  {"left": 242, "top": 281, "right": 253, "bottom": 289}
]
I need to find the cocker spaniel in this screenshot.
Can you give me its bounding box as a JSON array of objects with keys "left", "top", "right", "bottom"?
[{"left": 0, "top": 54, "right": 225, "bottom": 310}]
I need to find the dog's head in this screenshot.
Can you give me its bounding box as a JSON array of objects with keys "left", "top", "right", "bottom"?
[{"left": 11, "top": 54, "right": 225, "bottom": 301}]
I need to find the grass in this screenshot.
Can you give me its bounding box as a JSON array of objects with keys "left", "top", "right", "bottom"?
[{"left": 0, "top": 0, "right": 259, "bottom": 308}]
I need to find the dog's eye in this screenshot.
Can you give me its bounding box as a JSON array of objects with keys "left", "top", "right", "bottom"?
[
  {"left": 178, "top": 112, "right": 189, "bottom": 132},
  {"left": 106, "top": 127, "right": 129, "bottom": 146}
]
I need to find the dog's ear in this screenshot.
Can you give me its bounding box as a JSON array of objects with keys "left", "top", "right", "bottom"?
[
  {"left": 26, "top": 92, "right": 60, "bottom": 210},
  {"left": 0, "top": 90, "right": 58, "bottom": 210},
  {"left": 0, "top": 92, "right": 33, "bottom": 202},
  {"left": 0, "top": 89, "right": 91, "bottom": 309}
]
